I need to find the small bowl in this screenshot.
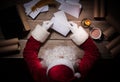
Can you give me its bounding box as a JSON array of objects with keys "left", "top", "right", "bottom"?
[
  {"left": 81, "top": 18, "right": 91, "bottom": 28},
  {"left": 90, "top": 28, "right": 102, "bottom": 40}
]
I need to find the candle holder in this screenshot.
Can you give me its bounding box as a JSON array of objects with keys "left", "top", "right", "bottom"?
[{"left": 81, "top": 18, "right": 91, "bottom": 28}]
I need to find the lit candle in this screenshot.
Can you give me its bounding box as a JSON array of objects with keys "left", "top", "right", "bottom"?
[{"left": 84, "top": 19, "right": 91, "bottom": 26}]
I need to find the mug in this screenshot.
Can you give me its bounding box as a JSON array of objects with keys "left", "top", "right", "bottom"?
[{"left": 89, "top": 27, "right": 102, "bottom": 40}]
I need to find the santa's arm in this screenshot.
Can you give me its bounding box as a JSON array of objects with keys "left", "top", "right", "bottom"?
[
  {"left": 23, "top": 36, "right": 47, "bottom": 82},
  {"left": 23, "top": 24, "right": 51, "bottom": 82},
  {"left": 69, "top": 24, "right": 100, "bottom": 80},
  {"left": 78, "top": 37, "right": 100, "bottom": 79}
]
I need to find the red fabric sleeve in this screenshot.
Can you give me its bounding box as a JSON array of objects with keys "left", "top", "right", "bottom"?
[
  {"left": 78, "top": 37, "right": 100, "bottom": 80},
  {"left": 23, "top": 36, "right": 48, "bottom": 82}
]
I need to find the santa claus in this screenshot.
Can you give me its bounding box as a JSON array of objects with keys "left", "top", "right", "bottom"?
[{"left": 23, "top": 21, "right": 100, "bottom": 82}]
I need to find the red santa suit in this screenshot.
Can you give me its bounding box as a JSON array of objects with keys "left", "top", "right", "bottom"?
[{"left": 23, "top": 23, "right": 100, "bottom": 82}]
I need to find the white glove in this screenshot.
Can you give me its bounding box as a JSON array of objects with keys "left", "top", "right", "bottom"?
[
  {"left": 42, "top": 21, "right": 53, "bottom": 30},
  {"left": 31, "top": 21, "right": 53, "bottom": 43},
  {"left": 69, "top": 21, "right": 89, "bottom": 45}
]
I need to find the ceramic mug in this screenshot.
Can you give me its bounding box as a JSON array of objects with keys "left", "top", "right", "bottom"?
[{"left": 90, "top": 27, "right": 102, "bottom": 40}]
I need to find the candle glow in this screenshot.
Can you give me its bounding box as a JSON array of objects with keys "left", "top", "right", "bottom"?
[{"left": 84, "top": 19, "right": 91, "bottom": 26}]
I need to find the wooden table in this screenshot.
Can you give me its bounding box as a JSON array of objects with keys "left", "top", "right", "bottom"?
[{"left": 1, "top": 0, "right": 112, "bottom": 59}]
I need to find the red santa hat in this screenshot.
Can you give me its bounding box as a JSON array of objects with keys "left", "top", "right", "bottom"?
[{"left": 47, "top": 59, "right": 81, "bottom": 81}]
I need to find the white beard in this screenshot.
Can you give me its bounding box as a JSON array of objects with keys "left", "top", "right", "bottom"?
[{"left": 40, "top": 46, "right": 83, "bottom": 68}]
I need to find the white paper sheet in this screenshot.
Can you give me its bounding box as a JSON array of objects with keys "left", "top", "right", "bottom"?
[
  {"left": 23, "top": 0, "right": 40, "bottom": 15},
  {"left": 56, "top": 0, "right": 65, "bottom": 3},
  {"left": 29, "top": 6, "right": 48, "bottom": 19},
  {"left": 23, "top": 0, "right": 49, "bottom": 19},
  {"left": 66, "top": 0, "right": 80, "bottom": 3},
  {"left": 51, "top": 11, "right": 71, "bottom": 36},
  {"left": 54, "top": 11, "right": 68, "bottom": 23},
  {"left": 58, "top": 1, "right": 82, "bottom": 18},
  {"left": 56, "top": 0, "right": 80, "bottom": 4}
]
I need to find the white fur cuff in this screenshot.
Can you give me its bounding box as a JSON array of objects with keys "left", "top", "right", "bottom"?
[
  {"left": 31, "top": 24, "right": 50, "bottom": 43},
  {"left": 70, "top": 27, "right": 89, "bottom": 45}
]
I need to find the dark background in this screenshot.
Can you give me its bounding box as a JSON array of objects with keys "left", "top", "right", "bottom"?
[
  {"left": 0, "top": 0, "right": 120, "bottom": 82},
  {"left": 0, "top": 57, "right": 120, "bottom": 82}
]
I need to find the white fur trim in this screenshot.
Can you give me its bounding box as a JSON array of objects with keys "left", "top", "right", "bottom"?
[
  {"left": 70, "top": 26, "right": 89, "bottom": 45},
  {"left": 74, "top": 72, "right": 81, "bottom": 78},
  {"left": 31, "top": 24, "right": 50, "bottom": 43},
  {"left": 47, "top": 59, "right": 74, "bottom": 75}
]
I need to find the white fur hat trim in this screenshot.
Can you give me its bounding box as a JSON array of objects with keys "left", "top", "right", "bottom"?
[
  {"left": 74, "top": 72, "right": 81, "bottom": 78},
  {"left": 47, "top": 59, "right": 75, "bottom": 75}
]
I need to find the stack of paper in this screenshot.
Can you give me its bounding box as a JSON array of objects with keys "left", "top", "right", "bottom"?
[
  {"left": 57, "top": 0, "right": 82, "bottom": 18},
  {"left": 56, "top": 0, "right": 80, "bottom": 4},
  {"left": 23, "top": 0, "right": 49, "bottom": 19},
  {"left": 50, "top": 11, "right": 71, "bottom": 36}
]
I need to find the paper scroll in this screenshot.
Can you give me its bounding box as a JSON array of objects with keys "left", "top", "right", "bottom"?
[
  {"left": 103, "top": 26, "right": 116, "bottom": 40},
  {"left": 0, "top": 38, "right": 19, "bottom": 47},
  {"left": 0, "top": 44, "right": 20, "bottom": 54},
  {"left": 94, "top": 0, "right": 105, "bottom": 19},
  {"left": 0, "top": 38, "right": 20, "bottom": 54},
  {"left": 110, "top": 44, "right": 120, "bottom": 57},
  {"left": 106, "top": 36, "right": 120, "bottom": 50}
]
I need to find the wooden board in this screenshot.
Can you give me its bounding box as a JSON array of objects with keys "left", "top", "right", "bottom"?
[
  {"left": 16, "top": 4, "right": 31, "bottom": 31},
  {"left": 1, "top": 40, "right": 84, "bottom": 58}
]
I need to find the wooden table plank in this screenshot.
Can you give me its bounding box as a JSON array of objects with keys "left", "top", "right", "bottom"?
[{"left": 1, "top": 40, "right": 84, "bottom": 58}]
